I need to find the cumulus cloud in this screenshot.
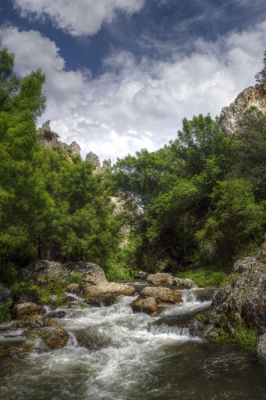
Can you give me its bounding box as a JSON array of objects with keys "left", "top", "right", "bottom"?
[
  {"left": 12, "top": 0, "right": 145, "bottom": 36},
  {"left": 1, "top": 21, "right": 266, "bottom": 163}
]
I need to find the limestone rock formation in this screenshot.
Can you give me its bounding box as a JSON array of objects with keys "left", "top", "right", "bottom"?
[
  {"left": 37, "top": 120, "right": 81, "bottom": 157},
  {"left": 85, "top": 151, "right": 111, "bottom": 173},
  {"left": 86, "top": 151, "right": 100, "bottom": 168},
  {"left": 220, "top": 85, "right": 266, "bottom": 136}
]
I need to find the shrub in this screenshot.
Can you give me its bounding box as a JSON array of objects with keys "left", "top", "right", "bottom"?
[{"left": 67, "top": 272, "right": 83, "bottom": 286}]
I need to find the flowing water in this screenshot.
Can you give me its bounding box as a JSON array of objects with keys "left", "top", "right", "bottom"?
[{"left": 0, "top": 285, "right": 266, "bottom": 400}]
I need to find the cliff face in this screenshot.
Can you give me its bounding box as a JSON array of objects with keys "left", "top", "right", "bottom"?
[{"left": 220, "top": 85, "right": 266, "bottom": 136}]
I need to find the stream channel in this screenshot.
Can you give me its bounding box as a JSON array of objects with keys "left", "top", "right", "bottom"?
[{"left": 0, "top": 283, "right": 266, "bottom": 400}]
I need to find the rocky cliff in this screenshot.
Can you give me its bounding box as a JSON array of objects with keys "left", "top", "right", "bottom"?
[
  {"left": 220, "top": 85, "right": 266, "bottom": 135},
  {"left": 37, "top": 120, "right": 111, "bottom": 173}
]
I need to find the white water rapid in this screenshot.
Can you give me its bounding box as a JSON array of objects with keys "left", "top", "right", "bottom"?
[{"left": 1, "top": 286, "right": 266, "bottom": 399}]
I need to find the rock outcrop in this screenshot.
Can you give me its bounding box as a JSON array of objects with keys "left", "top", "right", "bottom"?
[
  {"left": 63, "top": 261, "right": 107, "bottom": 285},
  {"left": 85, "top": 151, "right": 111, "bottom": 174},
  {"left": 38, "top": 120, "right": 81, "bottom": 157},
  {"left": 195, "top": 244, "right": 266, "bottom": 361},
  {"left": 220, "top": 85, "right": 266, "bottom": 136}
]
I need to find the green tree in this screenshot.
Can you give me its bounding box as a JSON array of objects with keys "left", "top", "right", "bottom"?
[
  {"left": 255, "top": 51, "right": 266, "bottom": 85},
  {"left": 0, "top": 47, "right": 46, "bottom": 266}
]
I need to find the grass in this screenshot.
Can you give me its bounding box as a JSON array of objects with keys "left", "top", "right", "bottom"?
[
  {"left": 177, "top": 269, "right": 227, "bottom": 287},
  {"left": 232, "top": 325, "right": 259, "bottom": 350},
  {"left": 67, "top": 272, "right": 83, "bottom": 286}
]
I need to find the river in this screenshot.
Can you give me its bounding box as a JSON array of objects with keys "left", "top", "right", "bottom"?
[{"left": 0, "top": 284, "right": 266, "bottom": 399}]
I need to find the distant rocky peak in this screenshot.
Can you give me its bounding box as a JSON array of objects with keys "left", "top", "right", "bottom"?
[
  {"left": 38, "top": 120, "right": 81, "bottom": 157},
  {"left": 85, "top": 151, "right": 111, "bottom": 173},
  {"left": 220, "top": 85, "right": 266, "bottom": 136},
  {"left": 38, "top": 121, "right": 111, "bottom": 171}
]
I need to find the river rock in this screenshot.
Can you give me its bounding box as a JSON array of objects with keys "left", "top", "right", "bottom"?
[
  {"left": 256, "top": 333, "right": 266, "bottom": 363},
  {"left": 11, "top": 315, "right": 58, "bottom": 330},
  {"left": 132, "top": 295, "right": 158, "bottom": 315},
  {"left": 43, "top": 328, "right": 69, "bottom": 349},
  {"left": 83, "top": 282, "right": 135, "bottom": 298},
  {"left": 167, "top": 276, "right": 198, "bottom": 289},
  {"left": 63, "top": 261, "right": 107, "bottom": 285},
  {"left": 66, "top": 283, "right": 80, "bottom": 293},
  {"left": 85, "top": 294, "right": 116, "bottom": 307},
  {"left": 140, "top": 287, "right": 182, "bottom": 305},
  {"left": 46, "top": 311, "right": 66, "bottom": 319},
  {"left": 12, "top": 302, "right": 46, "bottom": 320},
  {"left": 147, "top": 273, "right": 170, "bottom": 285},
  {"left": 27, "top": 329, "right": 47, "bottom": 341}
]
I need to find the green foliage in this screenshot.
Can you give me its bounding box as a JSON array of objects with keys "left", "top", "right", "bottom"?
[
  {"left": 0, "top": 350, "right": 9, "bottom": 357},
  {"left": 0, "top": 48, "right": 122, "bottom": 271},
  {"left": 113, "top": 114, "right": 235, "bottom": 272},
  {"left": 232, "top": 325, "right": 259, "bottom": 350},
  {"left": 255, "top": 51, "right": 266, "bottom": 85},
  {"left": 0, "top": 300, "right": 12, "bottom": 323},
  {"left": 67, "top": 272, "right": 83, "bottom": 286},
  {"left": 177, "top": 269, "right": 227, "bottom": 287}
]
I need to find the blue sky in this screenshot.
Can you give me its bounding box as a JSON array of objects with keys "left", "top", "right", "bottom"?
[{"left": 1, "top": 0, "right": 266, "bottom": 162}]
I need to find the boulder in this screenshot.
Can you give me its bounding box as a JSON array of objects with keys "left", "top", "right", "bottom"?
[
  {"left": 63, "top": 261, "right": 107, "bottom": 285},
  {"left": 140, "top": 286, "right": 182, "bottom": 305},
  {"left": 85, "top": 294, "right": 116, "bottom": 307},
  {"left": 11, "top": 315, "right": 58, "bottom": 330},
  {"left": 46, "top": 311, "right": 66, "bottom": 319},
  {"left": 167, "top": 276, "right": 198, "bottom": 289},
  {"left": 132, "top": 296, "right": 158, "bottom": 315},
  {"left": 83, "top": 282, "right": 135, "bottom": 298},
  {"left": 211, "top": 256, "right": 266, "bottom": 329},
  {"left": 257, "top": 333, "right": 266, "bottom": 363},
  {"left": 66, "top": 283, "right": 80, "bottom": 293},
  {"left": 12, "top": 302, "right": 46, "bottom": 320},
  {"left": 27, "top": 329, "right": 47, "bottom": 341},
  {"left": 22, "top": 260, "right": 68, "bottom": 281},
  {"left": 43, "top": 328, "right": 69, "bottom": 349},
  {"left": 196, "top": 246, "right": 266, "bottom": 344},
  {"left": 147, "top": 273, "right": 170, "bottom": 285}
]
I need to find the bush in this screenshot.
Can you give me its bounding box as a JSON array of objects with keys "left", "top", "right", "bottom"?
[
  {"left": 67, "top": 272, "right": 83, "bottom": 286},
  {"left": 0, "top": 301, "right": 12, "bottom": 323},
  {"left": 232, "top": 325, "right": 259, "bottom": 350}
]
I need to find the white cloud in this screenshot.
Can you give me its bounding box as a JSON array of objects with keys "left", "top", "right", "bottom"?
[
  {"left": 1, "top": 21, "right": 266, "bottom": 163},
  {"left": 12, "top": 0, "right": 145, "bottom": 36}
]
